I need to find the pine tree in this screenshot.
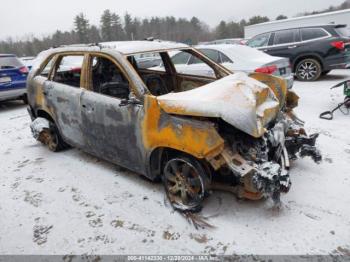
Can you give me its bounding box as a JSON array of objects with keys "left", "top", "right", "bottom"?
[
  {"left": 124, "top": 12, "right": 133, "bottom": 40},
  {"left": 248, "top": 16, "right": 270, "bottom": 25},
  {"left": 276, "top": 15, "right": 288, "bottom": 20},
  {"left": 74, "top": 13, "right": 90, "bottom": 43},
  {"left": 215, "top": 21, "right": 228, "bottom": 39},
  {"left": 111, "top": 13, "right": 125, "bottom": 40},
  {"left": 88, "top": 25, "right": 101, "bottom": 43},
  {"left": 100, "top": 9, "right": 113, "bottom": 41}
]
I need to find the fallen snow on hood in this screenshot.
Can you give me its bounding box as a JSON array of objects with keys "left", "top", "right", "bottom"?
[{"left": 157, "top": 72, "right": 280, "bottom": 137}]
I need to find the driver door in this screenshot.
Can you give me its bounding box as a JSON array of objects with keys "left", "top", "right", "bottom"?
[{"left": 80, "top": 54, "right": 145, "bottom": 174}]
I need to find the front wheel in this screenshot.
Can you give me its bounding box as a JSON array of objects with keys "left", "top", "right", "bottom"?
[
  {"left": 162, "top": 156, "right": 210, "bottom": 212},
  {"left": 295, "top": 58, "right": 322, "bottom": 81}
]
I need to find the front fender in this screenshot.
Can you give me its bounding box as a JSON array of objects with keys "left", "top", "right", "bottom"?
[
  {"left": 249, "top": 73, "right": 288, "bottom": 108},
  {"left": 142, "top": 95, "right": 225, "bottom": 160}
]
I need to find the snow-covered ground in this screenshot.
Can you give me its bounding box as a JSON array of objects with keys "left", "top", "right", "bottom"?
[{"left": 0, "top": 70, "right": 350, "bottom": 255}]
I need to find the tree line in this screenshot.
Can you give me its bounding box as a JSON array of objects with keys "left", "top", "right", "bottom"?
[{"left": 1, "top": 0, "right": 349, "bottom": 57}]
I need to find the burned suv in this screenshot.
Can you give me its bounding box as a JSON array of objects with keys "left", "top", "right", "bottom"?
[{"left": 27, "top": 41, "right": 321, "bottom": 212}]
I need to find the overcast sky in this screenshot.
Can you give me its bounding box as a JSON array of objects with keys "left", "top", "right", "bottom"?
[{"left": 0, "top": 0, "right": 343, "bottom": 40}]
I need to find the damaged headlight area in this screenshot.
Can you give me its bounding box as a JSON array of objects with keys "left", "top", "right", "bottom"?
[{"left": 208, "top": 110, "right": 321, "bottom": 203}]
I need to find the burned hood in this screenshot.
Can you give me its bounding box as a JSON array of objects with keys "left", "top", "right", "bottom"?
[{"left": 157, "top": 73, "right": 280, "bottom": 138}]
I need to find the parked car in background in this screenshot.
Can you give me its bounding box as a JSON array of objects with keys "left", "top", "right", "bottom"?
[
  {"left": 134, "top": 52, "right": 162, "bottom": 69},
  {"left": 247, "top": 24, "right": 350, "bottom": 81},
  {"left": 162, "top": 44, "right": 293, "bottom": 89},
  {"left": 20, "top": 56, "right": 36, "bottom": 70},
  {"left": 199, "top": 38, "right": 246, "bottom": 45},
  {"left": 0, "top": 54, "right": 28, "bottom": 103}
]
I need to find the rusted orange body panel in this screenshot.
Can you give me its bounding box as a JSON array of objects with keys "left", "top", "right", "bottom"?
[
  {"left": 142, "top": 95, "right": 225, "bottom": 160},
  {"left": 249, "top": 72, "right": 288, "bottom": 106}
]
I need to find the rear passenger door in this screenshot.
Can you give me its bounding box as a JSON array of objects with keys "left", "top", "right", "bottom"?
[
  {"left": 43, "top": 54, "right": 86, "bottom": 148},
  {"left": 264, "top": 29, "right": 301, "bottom": 58}
]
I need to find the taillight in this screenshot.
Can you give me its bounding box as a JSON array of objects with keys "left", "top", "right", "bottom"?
[
  {"left": 255, "top": 65, "right": 277, "bottom": 74},
  {"left": 19, "top": 66, "right": 29, "bottom": 74},
  {"left": 71, "top": 67, "right": 81, "bottom": 73},
  {"left": 331, "top": 41, "right": 345, "bottom": 50}
]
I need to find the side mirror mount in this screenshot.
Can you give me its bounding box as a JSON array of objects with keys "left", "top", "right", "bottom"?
[{"left": 119, "top": 97, "right": 142, "bottom": 107}]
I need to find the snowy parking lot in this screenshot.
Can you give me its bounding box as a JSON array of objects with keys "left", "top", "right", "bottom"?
[{"left": 1, "top": 70, "right": 350, "bottom": 256}]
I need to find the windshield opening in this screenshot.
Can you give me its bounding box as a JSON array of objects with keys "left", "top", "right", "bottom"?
[{"left": 126, "top": 48, "right": 229, "bottom": 96}]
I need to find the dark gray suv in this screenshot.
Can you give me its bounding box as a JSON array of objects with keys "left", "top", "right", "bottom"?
[{"left": 247, "top": 24, "right": 350, "bottom": 81}]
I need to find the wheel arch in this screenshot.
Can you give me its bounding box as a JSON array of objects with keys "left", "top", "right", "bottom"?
[
  {"left": 292, "top": 54, "right": 324, "bottom": 72},
  {"left": 147, "top": 147, "right": 213, "bottom": 181},
  {"left": 36, "top": 108, "right": 55, "bottom": 122}
]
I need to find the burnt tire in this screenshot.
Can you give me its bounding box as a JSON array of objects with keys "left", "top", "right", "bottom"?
[
  {"left": 40, "top": 121, "right": 68, "bottom": 152},
  {"left": 295, "top": 58, "right": 322, "bottom": 81},
  {"left": 162, "top": 155, "right": 210, "bottom": 212}
]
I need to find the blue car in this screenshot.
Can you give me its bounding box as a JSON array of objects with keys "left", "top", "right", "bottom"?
[{"left": 0, "top": 54, "right": 28, "bottom": 103}]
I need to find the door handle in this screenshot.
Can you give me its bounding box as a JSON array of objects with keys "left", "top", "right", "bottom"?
[{"left": 288, "top": 45, "right": 297, "bottom": 49}]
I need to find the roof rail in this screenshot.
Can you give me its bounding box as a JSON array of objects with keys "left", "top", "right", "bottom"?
[{"left": 52, "top": 43, "right": 101, "bottom": 49}]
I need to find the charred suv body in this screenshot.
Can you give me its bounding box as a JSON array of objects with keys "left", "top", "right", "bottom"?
[{"left": 26, "top": 41, "right": 321, "bottom": 211}]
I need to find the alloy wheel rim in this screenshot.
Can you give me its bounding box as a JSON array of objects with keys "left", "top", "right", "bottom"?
[
  {"left": 297, "top": 61, "right": 318, "bottom": 80},
  {"left": 163, "top": 158, "right": 204, "bottom": 210}
]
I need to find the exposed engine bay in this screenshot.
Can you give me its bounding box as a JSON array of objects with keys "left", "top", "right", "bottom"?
[{"left": 207, "top": 93, "right": 322, "bottom": 204}]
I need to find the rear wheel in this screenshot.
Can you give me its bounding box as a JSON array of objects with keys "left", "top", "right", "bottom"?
[
  {"left": 38, "top": 120, "right": 68, "bottom": 152},
  {"left": 162, "top": 155, "right": 210, "bottom": 212},
  {"left": 295, "top": 58, "right": 322, "bottom": 81}
]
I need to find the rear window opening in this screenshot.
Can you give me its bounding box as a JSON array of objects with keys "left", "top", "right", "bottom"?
[
  {"left": 0, "top": 56, "right": 24, "bottom": 69},
  {"left": 301, "top": 28, "right": 328, "bottom": 41},
  {"left": 335, "top": 27, "right": 350, "bottom": 38}
]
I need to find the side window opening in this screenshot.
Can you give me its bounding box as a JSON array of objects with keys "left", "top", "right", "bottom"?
[
  {"left": 174, "top": 49, "right": 222, "bottom": 79},
  {"left": 171, "top": 52, "right": 191, "bottom": 65},
  {"left": 219, "top": 52, "right": 233, "bottom": 64},
  {"left": 247, "top": 33, "right": 271, "bottom": 48},
  {"left": 200, "top": 49, "right": 220, "bottom": 63},
  {"left": 188, "top": 55, "right": 203, "bottom": 65},
  {"left": 301, "top": 28, "right": 329, "bottom": 41},
  {"left": 128, "top": 52, "right": 171, "bottom": 96},
  {"left": 39, "top": 56, "right": 55, "bottom": 78},
  {"left": 273, "top": 29, "right": 297, "bottom": 45},
  {"left": 133, "top": 52, "right": 162, "bottom": 69},
  {"left": 91, "top": 56, "right": 130, "bottom": 100},
  {"left": 52, "top": 55, "right": 84, "bottom": 87}
]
